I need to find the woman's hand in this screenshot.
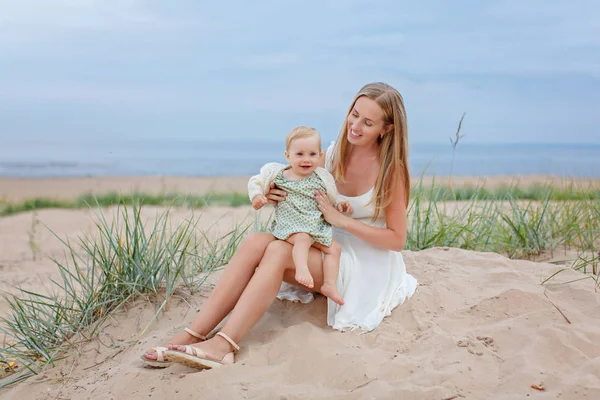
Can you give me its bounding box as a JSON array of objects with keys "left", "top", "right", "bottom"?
[
  {"left": 316, "top": 190, "right": 350, "bottom": 228},
  {"left": 266, "top": 182, "right": 287, "bottom": 205}
]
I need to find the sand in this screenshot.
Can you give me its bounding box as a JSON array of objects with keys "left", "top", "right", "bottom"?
[{"left": 1, "top": 176, "right": 599, "bottom": 399}]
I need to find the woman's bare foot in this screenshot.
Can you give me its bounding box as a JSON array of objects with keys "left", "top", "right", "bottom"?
[
  {"left": 144, "top": 330, "right": 204, "bottom": 361},
  {"left": 295, "top": 265, "right": 314, "bottom": 288},
  {"left": 169, "top": 335, "right": 233, "bottom": 362},
  {"left": 320, "top": 282, "right": 344, "bottom": 306}
]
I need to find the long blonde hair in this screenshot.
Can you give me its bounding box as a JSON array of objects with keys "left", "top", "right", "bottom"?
[{"left": 331, "top": 82, "right": 410, "bottom": 220}]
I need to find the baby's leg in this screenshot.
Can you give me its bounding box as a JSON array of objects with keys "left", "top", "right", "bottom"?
[
  {"left": 312, "top": 240, "right": 344, "bottom": 306},
  {"left": 285, "top": 233, "right": 315, "bottom": 288}
]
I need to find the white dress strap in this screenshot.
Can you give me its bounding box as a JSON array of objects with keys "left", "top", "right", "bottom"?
[{"left": 325, "top": 141, "right": 336, "bottom": 173}]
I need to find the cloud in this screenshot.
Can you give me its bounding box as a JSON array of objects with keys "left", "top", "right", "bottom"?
[
  {"left": 238, "top": 52, "right": 300, "bottom": 70},
  {"left": 0, "top": 0, "right": 599, "bottom": 143},
  {"left": 0, "top": 0, "right": 201, "bottom": 50},
  {"left": 332, "top": 32, "right": 406, "bottom": 48},
  {"left": 319, "top": 1, "right": 600, "bottom": 77},
  {"left": 0, "top": 1, "right": 149, "bottom": 31},
  {"left": 0, "top": 82, "right": 160, "bottom": 105}
]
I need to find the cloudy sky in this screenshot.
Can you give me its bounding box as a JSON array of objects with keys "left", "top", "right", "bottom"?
[{"left": 1, "top": 0, "right": 598, "bottom": 144}]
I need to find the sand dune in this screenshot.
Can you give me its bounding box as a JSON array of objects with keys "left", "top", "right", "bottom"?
[
  {"left": 1, "top": 178, "right": 599, "bottom": 399},
  {"left": 2, "top": 251, "right": 599, "bottom": 399},
  {"left": 2, "top": 223, "right": 599, "bottom": 398}
]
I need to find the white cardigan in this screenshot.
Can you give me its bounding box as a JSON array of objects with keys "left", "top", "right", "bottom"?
[{"left": 248, "top": 162, "right": 339, "bottom": 205}]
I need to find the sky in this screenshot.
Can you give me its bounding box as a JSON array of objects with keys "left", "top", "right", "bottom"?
[{"left": 0, "top": 0, "right": 599, "bottom": 144}]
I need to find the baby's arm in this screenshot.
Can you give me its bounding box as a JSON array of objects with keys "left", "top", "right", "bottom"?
[
  {"left": 248, "top": 163, "right": 278, "bottom": 209},
  {"left": 248, "top": 168, "right": 267, "bottom": 201},
  {"left": 252, "top": 194, "right": 268, "bottom": 210}
]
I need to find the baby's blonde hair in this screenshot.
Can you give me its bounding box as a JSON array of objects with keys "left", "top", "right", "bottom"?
[{"left": 285, "top": 126, "right": 321, "bottom": 152}]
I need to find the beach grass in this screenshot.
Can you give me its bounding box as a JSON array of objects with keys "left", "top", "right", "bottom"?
[
  {"left": 1, "top": 181, "right": 599, "bottom": 387},
  {"left": 1, "top": 183, "right": 599, "bottom": 217},
  {"left": 407, "top": 191, "right": 599, "bottom": 260},
  {"left": 405, "top": 182, "right": 599, "bottom": 289},
  {"left": 0, "top": 200, "right": 243, "bottom": 386},
  {"left": 0, "top": 192, "right": 250, "bottom": 217}
]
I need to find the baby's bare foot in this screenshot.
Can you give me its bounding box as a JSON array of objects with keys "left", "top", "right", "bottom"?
[
  {"left": 295, "top": 266, "right": 314, "bottom": 288},
  {"left": 321, "top": 282, "right": 344, "bottom": 306}
]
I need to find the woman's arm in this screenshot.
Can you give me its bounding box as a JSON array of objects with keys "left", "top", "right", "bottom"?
[
  {"left": 344, "top": 183, "right": 407, "bottom": 251},
  {"left": 265, "top": 182, "right": 287, "bottom": 204},
  {"left": 316, "top": 173, "right": 408, "bottom": 252}
]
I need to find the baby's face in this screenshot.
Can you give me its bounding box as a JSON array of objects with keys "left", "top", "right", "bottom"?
[{"left": 285, "top": 136, "right": 322, "bottom": 177}]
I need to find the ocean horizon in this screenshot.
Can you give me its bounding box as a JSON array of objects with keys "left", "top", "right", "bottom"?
[{"left": 1, "top": 138, "right": 599, "bottom": 179}]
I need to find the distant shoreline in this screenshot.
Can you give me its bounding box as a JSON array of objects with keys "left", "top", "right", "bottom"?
[
  {"left": 2, "top": 141, "right": 599, "bottom": 179},
  {"left": 2, "top": 175, "right": 600, "bottom": 203}
]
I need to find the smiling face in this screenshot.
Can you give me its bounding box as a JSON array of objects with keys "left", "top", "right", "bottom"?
[
  {"left": 346, "top": 96, "right": 391, "bottom": 146},
  {"left": 285, "top": 135, "right": 322, "bottom": 177},
  {"left": 331, "top": 82, "right": 410, "bottom": 220}
]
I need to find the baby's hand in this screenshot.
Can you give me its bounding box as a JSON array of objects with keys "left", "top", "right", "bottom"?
[
  {"left": 337, "top": 201, "right": 353, "bottom": 215},
  {"left": 252, "top": 194, "right": 268, "bottom": 210}
]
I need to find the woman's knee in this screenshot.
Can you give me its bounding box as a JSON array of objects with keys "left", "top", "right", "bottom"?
[
  {"left": 228, "top": 232, "right": 275, "bottom": 271},
  {"left": 265, "top": 240, "right": 292, "bottom": 257},
  {"left": 258, "top": 240, "right": 293, "bottom": 271},
  {"left": 239, "top": 232, "right": 274, "bottom": 254}
]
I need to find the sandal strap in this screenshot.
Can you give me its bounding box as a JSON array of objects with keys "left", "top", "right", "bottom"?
[
  {"left": 216, "top": 331, "right": 240, "bottom": 352},
  {"left": 184, "top": 328, "right": 207, "bottom": 341},
  {"left": 182, "top": 345, "right": 204, "bottom": 357},
  {"left": 150, "top": 347, "right": 168, "bottom": 362}
]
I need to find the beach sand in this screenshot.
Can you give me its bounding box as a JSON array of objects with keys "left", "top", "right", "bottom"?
[
  {"left": 1, "top": 176, "right": 599, "bottom": 399},
  {"left": 2, "top": 175, "right": 599, "bottom": 202}
]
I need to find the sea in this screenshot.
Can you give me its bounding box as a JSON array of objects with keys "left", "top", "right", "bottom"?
[{"left": 1, "top": 138, "right": 599, "bottom": 178}]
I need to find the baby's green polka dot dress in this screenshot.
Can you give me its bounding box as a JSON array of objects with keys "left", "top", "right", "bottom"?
[{"left": 270, "top": 169, "right": 332, "bottom": 247}]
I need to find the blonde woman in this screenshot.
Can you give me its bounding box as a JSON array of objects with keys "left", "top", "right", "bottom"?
[{"left": 142, "top": 82, "right": 418, "bottom": 370}]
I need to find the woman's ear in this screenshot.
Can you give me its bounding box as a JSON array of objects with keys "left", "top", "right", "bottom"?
[{"left": 380, "top": 124, "right": 394, "bottom": 139}]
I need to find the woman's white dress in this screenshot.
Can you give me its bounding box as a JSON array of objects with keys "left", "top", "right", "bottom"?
[{"left": 277, "top": 142, "right": 418, "bottom": 333}]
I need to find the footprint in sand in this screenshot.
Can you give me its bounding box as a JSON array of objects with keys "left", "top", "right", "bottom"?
[{"left": 456, "top": 336, "right": 497, "bottom": 357}]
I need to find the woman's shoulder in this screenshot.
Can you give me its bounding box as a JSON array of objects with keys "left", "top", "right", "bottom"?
[
  {"left": 324, "top": 141, "right": 336, "bottom": 171},
  {"left": 325, "top": 140, "right": 336, "bottom": 154}
]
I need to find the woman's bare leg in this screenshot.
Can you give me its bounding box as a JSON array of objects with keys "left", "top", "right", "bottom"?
[
  {"left": 144, "top": 232, "right": 276, "bottom": 361},
  {"left": 171, "top": 240, "right": 324, "bottom": 360}
]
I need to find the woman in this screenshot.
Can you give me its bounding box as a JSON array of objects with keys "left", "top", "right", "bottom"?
[{"left": 142, "top": 82, "right": 418, "bottom": 369}]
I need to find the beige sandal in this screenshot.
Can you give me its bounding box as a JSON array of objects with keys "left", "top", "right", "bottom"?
[
  {"left": 164, "top": 331, "right": 240, "bottom": 370},
  {"left": 141, "top": 328, "right": 207, "bottom": 368}
]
